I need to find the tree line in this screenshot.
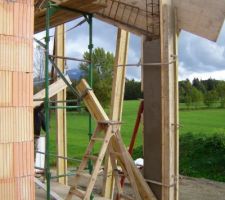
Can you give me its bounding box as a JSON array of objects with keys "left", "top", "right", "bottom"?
[
  {"left": 34, "top": 47, "right": 225, "bottom": 110},
  {"left": 180, "top": 78, "right": 225, "bottom": 109}
]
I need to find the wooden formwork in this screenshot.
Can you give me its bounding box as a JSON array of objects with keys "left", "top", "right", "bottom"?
[
  {"left": 0, "top": 0, "right": 34, "bottom": 199},
  {"left": 34, "top": 0, "right": 107, "bottom": 33}
]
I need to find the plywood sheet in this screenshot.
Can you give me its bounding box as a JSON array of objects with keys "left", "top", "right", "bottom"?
[{"left": 174, "top": 0, "right": 225, "bottom": 41}]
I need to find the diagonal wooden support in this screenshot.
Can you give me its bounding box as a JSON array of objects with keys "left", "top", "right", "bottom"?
[
  {"left": 33, "top": 75, "right": 71, "bottom": 107},
  {"left": 103, "top": 28, "right": 130, "bottom": 199},
  {"left": 65, "top": 79, "right": 156, "bottom": 200}
]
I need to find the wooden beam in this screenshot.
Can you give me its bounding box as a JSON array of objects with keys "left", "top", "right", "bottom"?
[
  {"left": 55, "top": 24, "right": 68, "bottom": 185},
  {"left": 173, "top": 8, "right": 179, "bottom": 200},
  {"left": 35, "top": 178, "right": 64, "bottom": 200},
  {"left": 160, "top": 2, "right": 178, "bottom": 199},
  {"left": 76, "top": 79, "right": 109, "bottom": 121},
  {"left": 33, "top": 75, "right": 71, "bottom": 107},
  {"left": 102, "top": 28, "right": 130, "bottom": 198}
]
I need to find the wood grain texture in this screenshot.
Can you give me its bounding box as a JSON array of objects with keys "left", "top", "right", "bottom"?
[
  {"left": 103, "top": 28, "right": 129, "bottom": 198},
  {"left": 33, "top": 75, "right": 71, "bottom": 107},
  {"left": 76, "top": 79, "right": 109, "bottom": 122},
  {"left": 55, "top": 24, "right": 68, "bottom": 185}
]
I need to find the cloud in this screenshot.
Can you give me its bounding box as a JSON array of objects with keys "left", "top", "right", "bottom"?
[
  {"left": 179, "top": 22, "right": 225, "bottom": 80},
  {"left": 35, "top": 18, "right": 225, "bottom": 81}
]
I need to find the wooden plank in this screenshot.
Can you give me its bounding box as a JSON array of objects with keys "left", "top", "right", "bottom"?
[
  {"left": 55, "top": 24, "right": 68, "bottom": 185},
  {"left": 160, "top": 2, "right": 177, "bottom": 200},
  {"left": 35, "top": 178, "right": 64, "bottom": 200},
  {"left": 173, "top": 8, "right": 179, "bottom": 200},
  {"left": 33, "top": 75, "right": 71, "bottom": 107},
  {"left": 76, "top": 79, "right": 109, "bottom": 121},
  {"left": 103, "top": 28, "right": 129, "bottom": 198}
]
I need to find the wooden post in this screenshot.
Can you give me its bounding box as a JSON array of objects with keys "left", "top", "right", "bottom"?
[
  {"left": 0, "top": 0, "right": 34, "bottom": 199},
  {"left": 103, "top": 28, "right": 130, "bottom": 198},
  {"left": 142, "top": 1, "right": 179, "bottom": 200},
  {"left": 55, "top": 24, "right": 68, "bottom": 185}
]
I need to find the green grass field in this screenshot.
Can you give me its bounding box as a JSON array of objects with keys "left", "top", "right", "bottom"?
[
  {"left": 180, "top": 109, "right": 225, "bottom": 134},
  {"left": 49, "top": 100, "right": 144, "bottom": 165},
  {"left": 48, "top": 100, "right": 225, "bottom": 181}
]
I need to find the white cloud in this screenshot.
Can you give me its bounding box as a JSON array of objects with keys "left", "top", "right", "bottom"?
[{"left": 34, "top": 18, "right": 225, "bottom": 81}]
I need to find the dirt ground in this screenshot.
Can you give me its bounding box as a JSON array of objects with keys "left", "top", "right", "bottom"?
[
  {"left": 179, "top": 176, "right": 225, "bottom": 200},
  {"left": 36, "top": 174, "right": 225, "bottom": 200}
]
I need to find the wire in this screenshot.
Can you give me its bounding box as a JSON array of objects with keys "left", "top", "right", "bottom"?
[{"left": 36, "top": 18, "right": 87, "bottom": 41}]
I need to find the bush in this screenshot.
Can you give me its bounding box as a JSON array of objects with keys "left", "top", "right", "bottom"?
[
  {"left": 180, "top": 132, "right": 225, "bottom": 182},
  {"left": 133, "top": 132, "right": 225, "bottom": 182}
]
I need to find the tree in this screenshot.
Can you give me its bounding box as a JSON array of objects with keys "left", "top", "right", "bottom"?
[
  {"left": 191, "top": 87, "right": 203, "bottom": 109},
  {"left": 124, "top": 79, "right": 143, "bottom": 100},
  {"left": 79, "top": 48, "right": 114, "bottom": 107},
  {"left": 34, "top": 45, "right": 45, "bottom": 80},
  {"left": 192, "top": 78, "right": 206, "bottom": 94},
  {"left": 216, "top": 81, "right": 225, "bottom": 107},
  {"left": 204, "top": 90, "right": 218, "bottom": 108},
  {"left": 183, "top": 79, "right": 192, "bottom": 109}
]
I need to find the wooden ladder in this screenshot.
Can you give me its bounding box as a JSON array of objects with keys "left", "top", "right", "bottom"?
[
  {"left": 65, "top": 79, "right": 156, "bottom": 200},
  {"left": 66, "top": 120, "right": 139, "bottom": 200}
]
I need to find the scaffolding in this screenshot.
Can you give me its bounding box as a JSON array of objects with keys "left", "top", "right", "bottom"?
[{"left": 34, "top": 1, "right": 94, "bottom": 199}]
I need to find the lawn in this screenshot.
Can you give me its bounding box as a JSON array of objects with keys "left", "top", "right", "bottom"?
[
  {"left": 180, "top": 109, "right": 225, "bottom": 134},
  {"left": 48, "top": 100, "right": 225, "bottom": 181},
  {"left": 49, "top": 100, "right": 143, "bottom": 165}
]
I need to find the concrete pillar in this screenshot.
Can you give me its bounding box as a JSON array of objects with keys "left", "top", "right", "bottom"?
[
  {"left": 0, "top": 0, "right": 34, "bottom": 199},
  {"left": 142, "top": 2, "right": 179, "bottom": 199}
]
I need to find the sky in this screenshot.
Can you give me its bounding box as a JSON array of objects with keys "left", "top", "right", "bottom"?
[{"left": 35, "top": 18, "right": 225, "bottom": 81}]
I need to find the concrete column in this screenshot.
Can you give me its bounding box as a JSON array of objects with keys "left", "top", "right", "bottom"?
[{"left": 142, "top": 3, "right": 179, "bottom": 198}]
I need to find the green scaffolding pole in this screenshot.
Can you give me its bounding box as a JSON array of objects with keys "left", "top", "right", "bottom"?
[
  {"left": 44, "top": 2, "right": 51, "bottom": 200},
  {"left": 43, "top": 1, "right": 94, "bottom": 200},
  {"left": 87, "top": 13, "right": 94, "bottom": 174}
]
